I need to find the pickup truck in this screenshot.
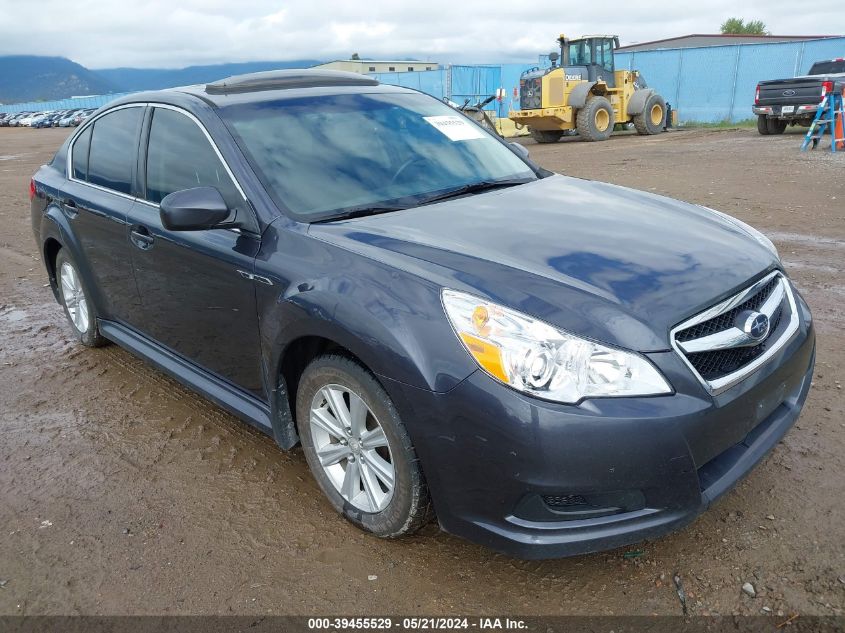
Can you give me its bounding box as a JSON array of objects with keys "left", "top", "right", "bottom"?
[{"left": 753, "top": 58, "right": 845, "bottom": 135}]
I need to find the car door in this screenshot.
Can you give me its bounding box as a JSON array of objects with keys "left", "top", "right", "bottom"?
[
  {"left": 126, "top": 105, "right": 264, "bottom": 396},
  {"left": 63, "top": 105, "right": 144, "bottom": 326}
]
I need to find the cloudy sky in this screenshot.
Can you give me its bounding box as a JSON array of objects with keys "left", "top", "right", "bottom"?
[{"left": 1, "top": 0, "right": 843, "bottom": 69}]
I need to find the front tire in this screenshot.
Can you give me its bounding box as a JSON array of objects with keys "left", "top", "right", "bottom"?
[
  {"left": 297, "top": 354, "right": 432, "bottom": 537},
  {"left": 576, "top": 96, "right": 615, "bottom": 141},
  {"left": 56, "top": 250, "right": 107, "bottom": 347},
  {"left": 633, "top": 93, "right": 666, "bottom": 135}
]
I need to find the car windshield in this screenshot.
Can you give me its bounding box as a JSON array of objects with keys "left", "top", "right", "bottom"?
[
  {"left": 808, "top": 60, "right": 845, "bottom": 74},
  {"left": 218, "top": 91, "right": 536, "bottom": 221}
]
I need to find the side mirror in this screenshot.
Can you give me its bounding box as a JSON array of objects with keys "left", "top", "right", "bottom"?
[
  {"left": 509, "top": 142, "right": 530, "bottom": 160},
  {"left": 160, "top": 187, "right": 230, "bottom": 231}
]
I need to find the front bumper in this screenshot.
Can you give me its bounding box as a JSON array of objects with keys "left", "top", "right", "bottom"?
[
  {"left": 382, "top": 293, "right": 815, "bottom": 559},
  {"left": 509, "top": 107, "right": 575, "bottom": 131}
]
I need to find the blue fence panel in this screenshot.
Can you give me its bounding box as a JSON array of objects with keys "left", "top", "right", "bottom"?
[
  {"left": 617, "top": 49, "right": 681, "bottom": 114},
  {"left": 0, "top": 92, "right": 134, "bottom": 114},
  {"left": 620, "top": 36, "right": 845, "bottom": 123},
  {"left": 368, "top": 69, "right": 447, "bottom": 99},
  {"left": 449, "top": 65, "right": 501, "bottom": 105}
]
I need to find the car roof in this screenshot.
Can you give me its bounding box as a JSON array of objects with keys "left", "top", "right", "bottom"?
[{"left": 104, "top": 68, "right": 415, "bottom": 111}]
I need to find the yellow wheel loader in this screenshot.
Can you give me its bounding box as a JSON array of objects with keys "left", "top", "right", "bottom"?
[{"left": 510, "top": 35, "right": 667, "bottom": 142}]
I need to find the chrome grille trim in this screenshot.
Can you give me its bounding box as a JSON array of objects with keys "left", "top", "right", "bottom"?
[
  {"left": 670, "top": 271, "right": 799, "bottom": 395},
  {"left": 677, "top": 280, "right": 785, "bottom": 354}
]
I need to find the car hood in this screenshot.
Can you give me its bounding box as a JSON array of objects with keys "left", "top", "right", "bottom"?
[{"left": 308, "top": 175, "right": 778, "bottom": 352}]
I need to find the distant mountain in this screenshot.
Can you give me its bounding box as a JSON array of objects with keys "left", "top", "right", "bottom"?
[
  {"left": 0, "top": 55, "right": 119, "bottom": 103},
  {"left": 95, "top": 60, "right": 323, "bottom": 92}
]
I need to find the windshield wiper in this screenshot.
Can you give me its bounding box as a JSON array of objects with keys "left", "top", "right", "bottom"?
[
  {"left": 311, "top": 178, "right": 533, "bottom": 223},
  {"left": 311, "top": 203, "right": 410, "bottom": 223},
  {"left": 416, "top": 178, "right": 533, "bottom": 206}
]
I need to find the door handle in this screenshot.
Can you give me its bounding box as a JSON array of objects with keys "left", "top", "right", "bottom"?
[
  {"left": 61, "top": 198, "right": 78, "bottom": 217},
  {"left": 129, "top": 225, "right": 155, "bottom": 250}
]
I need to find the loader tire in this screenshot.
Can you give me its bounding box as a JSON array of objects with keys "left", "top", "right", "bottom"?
[
  {"left": 633, "top": 93, "right": 666, "bottom": 135},
  {"left": 529, "top": 129, "right": 564, "bottom": 144},
  {"left": 757, "top": 115, "right": 771, "bottom": 135},
  {"left": 576, "top": 96, "right": 615, "bottom": 141}
]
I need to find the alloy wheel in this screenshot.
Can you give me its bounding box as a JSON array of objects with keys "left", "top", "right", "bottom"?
[
  {"left": 60, "top": 261, "right": 90, "bottom": 334},
  {"left": 309, "top": 384, "right": 395, "bottom": 513}
]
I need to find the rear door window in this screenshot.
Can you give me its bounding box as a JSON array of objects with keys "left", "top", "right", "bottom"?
[
  {"left": 87, "top": 107, "right": 143, "bottom": 195},
  {"left": 145, "top": 107, "right": 242, "bottom": 209}
]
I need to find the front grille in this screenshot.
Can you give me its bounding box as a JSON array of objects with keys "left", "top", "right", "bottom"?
[
  {"left": 686, "top": 306, "right": 783, "bottom": 380},
  {"left": 520, "top": 77, "right": 542, "bottom": 110},
  {"left": 672, "top": 272, "right": 796, "bottom": 392},
  {"left": 676, "top": 277, "right": 778, "bottom": 343}
]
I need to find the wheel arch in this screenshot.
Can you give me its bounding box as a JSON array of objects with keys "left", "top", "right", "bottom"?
[
  {"left": 568, "top": 81, "right": 598, "bottom": 109},
  {"left": 267, "top": 310, "right": 428, "bottom": 450},
  {"left": 627, "top": 88, "right": 656, "bottom": 117},
  {"left": 42, "top": 235, "right": 63, "bottom": 301},
  {"left": 39, "top": 205, "right": 103, "bottom": 310},
  {"left": 272, "top": 332, "right": 370, "bottom": 450}
]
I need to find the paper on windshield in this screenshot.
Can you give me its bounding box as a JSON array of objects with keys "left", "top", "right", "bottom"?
[{"left": 423, "top": 116, "right": 485, "bottom": 141}]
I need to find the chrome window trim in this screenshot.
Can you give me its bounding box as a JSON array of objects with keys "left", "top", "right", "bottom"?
[
  {"left": 143, "top": 103, "right": 248, "bottom": 202},
  {"left": 670, "top": 271, "right": 800, "bottom": 395},
  {"left": 66, "top": 101, "right": 249, "bottom": 212},
  {"left": 67, "top": 102, "right": 145, "bottom": 201}
]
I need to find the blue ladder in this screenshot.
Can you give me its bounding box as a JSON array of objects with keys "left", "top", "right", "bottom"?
[{"left": 801, "top": 90, "right": 844, "bottom": 152}]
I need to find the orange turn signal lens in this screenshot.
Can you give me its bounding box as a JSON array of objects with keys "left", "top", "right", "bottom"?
[
  {"left": 471, "top": 305, "right": 490, "bottom": 335},
  {"left": 459, "top": 332, "right": 509, "bottom": 383}
]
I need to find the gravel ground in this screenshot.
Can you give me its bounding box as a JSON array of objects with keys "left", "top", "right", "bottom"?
[{"left": 0, "top": 126, "right": 843, "bottom": 617}]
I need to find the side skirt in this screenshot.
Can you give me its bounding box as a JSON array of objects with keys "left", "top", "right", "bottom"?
[{"left": 98, "top": 319, "right": 274, "bottom": 436}]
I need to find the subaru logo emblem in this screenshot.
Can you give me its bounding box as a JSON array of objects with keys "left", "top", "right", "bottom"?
[
  {"left": 741, "top": 311, "right": 770, "bottom": 341},
  {"left": 782, "top": 89, "right": 796, "bottom": 96}
]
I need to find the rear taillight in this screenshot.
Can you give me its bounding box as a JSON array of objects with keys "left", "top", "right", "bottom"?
[
  {"left": 754, "top": 84, "right": 760, "bottom": 105},
  {"left": 821, "top": 81, "right": 834, "bottom": 100},
  {"left": 29, "top": 178, "right": 36, "bottom": 201}
]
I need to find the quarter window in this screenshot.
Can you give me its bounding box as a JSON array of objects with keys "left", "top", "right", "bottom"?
[
  {"left": 87, "top": 107, "right": 143, "bottom": 195},
  {"left": 72, "top": 125, "right": 92, "bottom": 181},
  {"left": 145, "top": 107, "right": 241, "bottom": 208}
]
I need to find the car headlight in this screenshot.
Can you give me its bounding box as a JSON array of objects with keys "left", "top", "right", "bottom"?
[
  {"left": 704, "top": 207, "right": 780, "bottom": 261},
  {"left": 441, "top": 289, "right": 672, "bottom": 404}
]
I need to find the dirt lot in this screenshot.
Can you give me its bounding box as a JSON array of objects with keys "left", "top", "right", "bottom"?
[{"left": 1, "top": 126, "right": 843, "bottom": 617}]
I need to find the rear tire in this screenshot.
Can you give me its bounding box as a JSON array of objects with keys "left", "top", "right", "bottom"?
[
  {"left": 767, "top": 118, "right": 787, "bottom": 134},
  {"left": 757, "top": 115, "right": 771, "bottom": 135},
  {"left": 633, "top": 93, "right": 666, "bottom": 135},
  {"left": 297, "top": 354, "right": 432, "bottom": 538},
  {"left": 56, "top": 249, "right": 107, "bottom": 348},
  {"left": 576, "top": 96, "right": 615, "bottom": 141},
  {"left": 529, "top": 129, "right": 564, "bottom": 144}
]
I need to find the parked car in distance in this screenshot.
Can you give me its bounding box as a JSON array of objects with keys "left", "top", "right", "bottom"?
[
  {"left": 30, "top": 70, "right": 815, "bottom": 559},
  {"left": 33, "top": 112, "right": 61, "bottom": 128},
  {"left": 754, "top": 57, "right": 845, "bottom": 134},
  {"left": 71, "top": 109, "right": 95, "bottom": 126},
  {"left": 6, "top": 112, "right": 28, "bottom": 126},
  {"left": 58, "top": 110, "right": 83, "bottom": 127},
  {"left": 13, "top": 112, "right": 36, "bottom": 126}
]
